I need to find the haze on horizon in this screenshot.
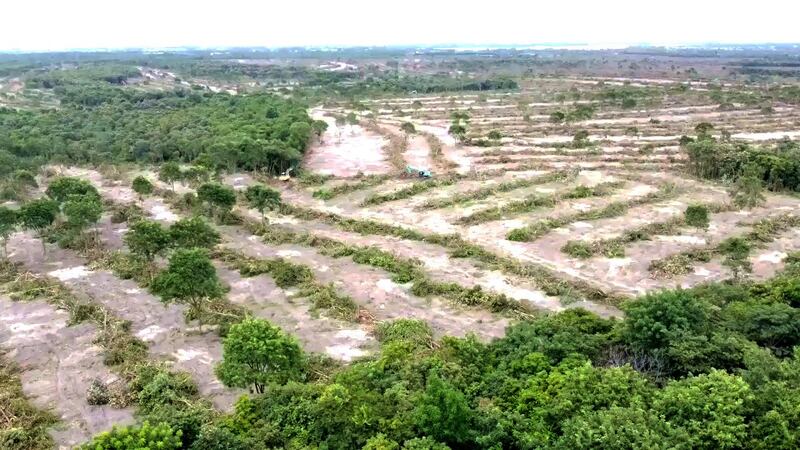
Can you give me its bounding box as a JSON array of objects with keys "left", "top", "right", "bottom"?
[{"left": 2, "top": 0, "right": 800, "bottom": 52}]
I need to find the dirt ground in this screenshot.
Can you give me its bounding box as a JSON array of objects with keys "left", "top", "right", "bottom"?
[
  {"left": 304, "top": 108, "right": 393, "bottom": 176},
  {"left": 0, "top": 297, "right": 135, "bottom": 449}
]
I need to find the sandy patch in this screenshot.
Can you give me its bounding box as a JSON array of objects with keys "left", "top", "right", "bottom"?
[
  {"left": 335, "top": 329, "right": 369, "bottom": 340},
  {"left": 173, "top": 348, "right": 214, "bottom": 365},
  {"left": 150, "top": 204, "right": 179, "bottom": 222},
  {"left": 136, "top": 325, "right": 167, "bottom": 342},
  {"left": 48, "top": 266, "right": 91, "bottom": 281},
  {"left": 656, "top": 235, "right": 707, "bottom": 245},
  {"left": 325, "top": 344, "right": 367, "bottom": 361},
  {"left": 757, "top": 251, "right": 787, "bottom": 264}
]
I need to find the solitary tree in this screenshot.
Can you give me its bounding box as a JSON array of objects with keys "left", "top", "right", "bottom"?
[
  {"left": 159, "top": 162, "right": 183, "bottom": 192},
  {"left": 19, "top": 198, "right": 59, "bottom": 254},
  {"left": 684, "top": 204, "right": 710, "bottom": 231},
  {"left": 151, "top": 248, "right": 225, "bottom": 308},
  {"left": 244, "top": 184, "right": 281, "bottom": 221},
  {"left": 0, "top": 206, "right": 18, "bottom": 257},
  {"left": 215, "top": 317, "right": 305, "bottom": 394},
  {"left": 132, "top": 176, "right": 154, "bottom": 202},
  {"left": 448, "top": 123, "right": 467, "bottom": 143},
  {"left": 46, "top": 177, "right": 100, "bottom": 204},
  {"left": 124, "top": 220, "right": 171, "bottom": 262},
  {"left": 169, "top": 216, "right": 220, "bottom": 249},
  {"left": 400, "top": 122, "right": 416, "bottom": 134},
  {"left": 730, "top": 164, "right": 766, "bottom": 209},
  {"left": 63, "top": 194, "right": 103, "bottom": 237},
  {"left": 720, "top": 237, "right": 752, "bottom": 281},
  {"left": 197, "top": 183, "right": 237, "bottom": 220}
]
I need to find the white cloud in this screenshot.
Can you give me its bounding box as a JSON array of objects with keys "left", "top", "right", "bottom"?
[{"left": 1, "top": 0, "right": 798, "bottom": 51}]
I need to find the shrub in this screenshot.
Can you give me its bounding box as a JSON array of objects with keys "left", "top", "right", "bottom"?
[{"left": 79, "top": 421, "right": 183, "bottom": 450}]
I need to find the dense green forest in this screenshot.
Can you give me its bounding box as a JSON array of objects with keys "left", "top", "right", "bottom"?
[
  {"left": 0, "top": 66, "right": 324, "bottom": 181},
  {"left": 80, "top": 275, "right": 800, "bottom": 449}
]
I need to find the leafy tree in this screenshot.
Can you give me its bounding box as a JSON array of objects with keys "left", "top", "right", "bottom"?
[
  {"left": 685, "top": 204, "right": 710, "bottom": 231},
  {"left": 413, "top": 373, "right": 472, "bottom": 446},
  {"left": 400, "top": 122, "right": 416, "bottom": 134},
  {"left": 19, "top": 198, "right": 59, "bottom": 254},
  {"left": 169, "top": 216, "right": 220, "bottom": 250},
  {"left": 654, "top": 370, "right": 751, "bottom": 450},
  {"left": 131, "top": 175, "right": 154, "bottom": 201},
  {"left": 556, "top": 406, "right": 672, "bottom": 450},
  {"left": 622, "top": 289, "right": 710, "bottom": 351},
  {"left": 447, "top": 124, "right": 467, "bottom": 143},
  {"left": 486, "top": 130, "right": 502, "bottom": 140},
  {"left": 189, "top": 425, "right": 246, "bottom": 450},
  {"left": 159, "top": 162, "right": 183, "bottom": 192},
  {"left": 79, "top": 421, "right": 182, "bottom": 450},
  {"left": 197, "top": 183, "right": 236, "bottom": 220},
  {"left": 63, "top": 194, "right": 103, "bottom": 233},
  {"left": 124, "top": 220, "right": 172, "bottom": 261},
  {"left": 12, "top": 170, "right": 37, "bottom": 188},
  {"left": 244, "top": 184, "right": 281, "bottom": 220},
  {"left": 720, "top": 237, "right": 752, "bottom": 281},
  {"left": 215, "top": 317, "right": 305, "bottom": 394},
  {"left": 0, "top": 206, "right": 18, "bottom": 257},
  {"left": 45, "top": 176, "right": 99, "bottom": 204},
  {"left": 695, "top": 122, "right": 715, "bottom": 136},
  {"left": 730, "top": 163, "right": 766, "bottom": 209},
  {"left": 151, "top": 248, "right": 225, "bottom": 307},
  {"left": 363, "top": 434, "right": 400, "bottom": 450}
]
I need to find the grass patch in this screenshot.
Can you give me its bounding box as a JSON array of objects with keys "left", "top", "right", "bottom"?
[
  {"left": 312, "top": 175, "right": 392, "bottom": 200},
  {"left": 507, "top": 182, "right": 680, "bottom": 242},
  {"left": 214, "top": 248, "right": 360, "bottom": 322},
  {"left": 458, "top": 181, "right": 624, "bottom": 226},
  {"left": 0, "top": 353, "right": 58, "bottom": 450},
  {"left": 274, "top": 203, "right": 623, "bottom": 305},
  {"left": 374, "top": 319, "right": 434, "bottom": 349},
  {"left": 243, "top": 219, "right": 537, "bottom": 317},
  {"left": 417, "top": 170, "right": 575, "bottom": 210},
  {"left": 648, "top": 213, "right": 800, "bottom": 278},
  {"left": 361, "top": 176, "right": 459, "bottom": 207}
]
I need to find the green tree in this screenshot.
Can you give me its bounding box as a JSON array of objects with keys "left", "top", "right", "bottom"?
[
  {"left": 244, "top": 184, "right": 281, "bottom": 220},
  {"left": 215, "top": 317, "right": 305, "bottom": 394},
  {"left": 63, "top": 194, "right": 103, "bottom": 233},
  {"left": 79, "top": 421, "right": 182, "bottom": 450},
  {"left": 169, "top": 216, "right": 220, "bottom": 249},
  {"left": 400, "top": 122, "right": 416, "bottom": 134},
  {"left": 124, "top": 220, "right": 172, "bottom": 262},
  {"left": 685, "top": 204, "right": 710, "bottom": 231},
  {"left": 556, "top": 406, "right": 672, "bottom": 450},
  {"left": 189, "top": 425, "right": 246, "bottom": 450},
  {"left": 654, "top": 370, "right": 751, "bottom": 450},
  {"left": 363, "top": 434, "right": 400, "bottom": 450},
  {"left": 0, "top": 206, "right": 18, "bottom": 257},
  {"left": 19, "top": 198, "right": 59, "bottom": 254},
  {"left": 151, "top": 248, "right": 224, "bottom": 307},
  {"left": 159, "top": 162, "right": 183, "bottom": 192},
  {"left": 197, "top": 183, "right": 236, "bottom": 220},
  {"left": 131, "top": 176, "right": 154, "bottom": 202},
  {"left": 720, "top": 237, "right": 752, "bottom": 281},
  {"left": 448, "top": 123, "right": 467, "bottom": 143},
  {"left": 695, "top": 122, "right": 715, "bottom": 136},
  {"left": 622, "top": 290, "right": 710, "bottom": 351},
  {"left": 45, "top": 177, "right": 100, "bottom": 204},
  {"left": 413, "top": 373, "right": 472, "bottom": 446},
  {"left": 730, "top": 163, "right": 766, "bottom": 209}
]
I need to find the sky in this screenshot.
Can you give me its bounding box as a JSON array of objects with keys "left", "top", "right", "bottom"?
[{"left": 1, "top": 0, "right": 799, "bottom": 52}]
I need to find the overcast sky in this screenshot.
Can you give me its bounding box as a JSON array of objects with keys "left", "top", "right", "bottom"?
[{"left": 2, "top": 0, "right": 799, "bottom": 51}]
